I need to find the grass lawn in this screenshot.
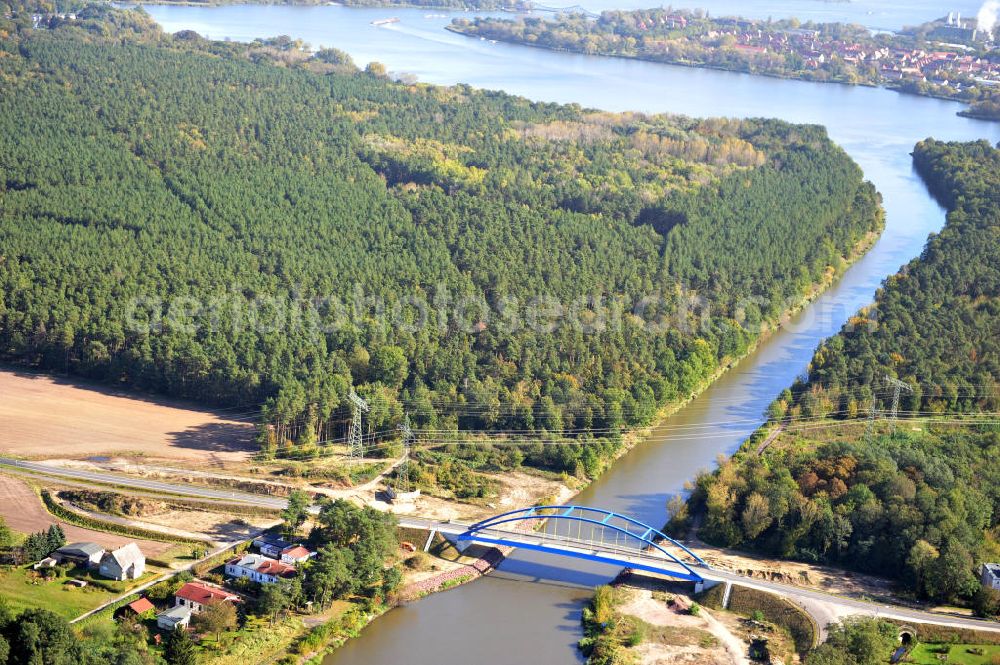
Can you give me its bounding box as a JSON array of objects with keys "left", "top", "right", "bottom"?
[
  {"left": 200, "top": 615, "right": 306, "bottom": 665},
  {"left": 909, "top": 643, "right": 1000, "bottom": 664},
  {"left": 0, "top": 565, "right": 119, "bottom": 619},
  {"left": 0, "top": 562, "right": 157, "bottom": 620}
]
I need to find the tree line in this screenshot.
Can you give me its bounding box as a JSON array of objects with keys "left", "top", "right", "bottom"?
[
  {"left": 0, "top": 4, "right": 879, "bottom": 482},
  {"left": 685, "top": 139, "right": 1000, "bottom": 604}
]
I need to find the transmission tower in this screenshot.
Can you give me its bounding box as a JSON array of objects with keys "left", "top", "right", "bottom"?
[
  {"left": 348, "top": 391, "right": 370, "bottom": 459},
  {"left": 864, "top": 394, "right": 878, "bottom": 445},
  {"left": 884, "top": 374, "right": 913, "bottom": 433},
  {"left": 397, "top": 413, "right": 414, "bottom": 493}
]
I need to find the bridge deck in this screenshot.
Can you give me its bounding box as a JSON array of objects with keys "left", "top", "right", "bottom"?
[{"left": 397, "top": 516, "right": 707, "bottom": 581}]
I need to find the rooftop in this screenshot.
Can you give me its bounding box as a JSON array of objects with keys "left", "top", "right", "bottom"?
[
  {"left": 127, "top": 598, "right": 155, "bottom": 614},
  {"left": 158, "top": 605, "right": 193, "bottom": 623},
  {"left": 254, "top": 534, "right": 291, "bottom": 547},
  {"left": 176, "top": 581, "right": 239, "bottom": 605},
  {"left": 230, "top": 553, "right": 297, "bottom": 578},
  {"left": 56, "top": 542, "right": 104, "bottom": 556},
  {"left": 104, "top": 542, "right": 144, "bottom": 568}
]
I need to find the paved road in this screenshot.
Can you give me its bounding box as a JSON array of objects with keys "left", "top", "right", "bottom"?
[
  {"left": 0, "top": 457, "right": 291, "bottom": 510},
  {"left": 9, "top": 457, "right": 1000, "bottom": 637}
]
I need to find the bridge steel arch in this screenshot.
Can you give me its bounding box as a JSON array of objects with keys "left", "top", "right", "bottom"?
[{"left": 456, "top": 505, "right": 710, "bottom": 582}]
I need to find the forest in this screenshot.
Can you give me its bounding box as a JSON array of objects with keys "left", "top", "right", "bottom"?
[
  {"left": 0, "top": 3, "right": 880, "bottom": 477},
  {"left": 686, "top": 139, "right": 1000, "bottom": 603}
]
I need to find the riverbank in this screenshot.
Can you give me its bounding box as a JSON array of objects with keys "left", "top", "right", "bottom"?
[
  {"left": 123, "top": 0, "right": 519, "bottom": 9},
  {"left": 586, "top": 223, "right": 882, "bottom": 489},
  {"left": 445, "top": 23, "right": 998, "bottom": 123},
  {"left": 299, "top": 217, "right": 885, "bottom": 664}
]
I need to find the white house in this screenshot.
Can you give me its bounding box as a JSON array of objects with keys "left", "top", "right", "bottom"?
[
  {"left": 99, "top": 543, "right": 145, "bottom": 580},
  {"left": 157, "top": 581, "right": 239, "bottom": 631},
  {"left": 225, "top": 553, "right": 296, "bottom": 584},
  {"left": 279, "top": 545, "right": 315, "bottom": 565},
  {"left": 173, "top": 581, "right": 240, "bottom": 613},
  {"left": 156, "top": 606, "right": 193, "bottom": 631}
]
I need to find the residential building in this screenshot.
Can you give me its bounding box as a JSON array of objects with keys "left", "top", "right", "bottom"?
[
  {"left": 225, "top": 552, "right": 296, "bottom": 584},
  {"left": 54, "top": 542, "right": 105, "bottom": 568},
  {"left": 156, "top": 606, "right": 192, "bottom": 631},
  {"left": 174, "top": 581, "right": 240, "bottom": 613},
  {"left": 158, "top": 581, "right": 240, "bottom": 631},
  {"left": 99, "top": 542, "right": 145, "bottom": 580},
  {"left": 279, "top": 545, "right": 315, "bottom": 565},
  {"left": 253, "top": 534, "right": 292, "bottom": 558}
]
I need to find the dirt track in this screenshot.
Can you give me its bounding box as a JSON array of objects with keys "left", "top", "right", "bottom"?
[
  {"left": 0, "top": 473, "right": 173, "bottom": 555},
  {"left": 0, "top": 370, "right": 254, "bottom": 465}
]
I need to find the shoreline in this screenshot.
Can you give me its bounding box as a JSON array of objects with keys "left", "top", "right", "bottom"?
[
  {"left": 444, "top": 26, "right": 995, "bottom": 122},
  {"left": 121, "top": 0, "right": 510, "bottom": 9},
  {"left": 113, "top": 1, "right": 995, "bottom": 122}
]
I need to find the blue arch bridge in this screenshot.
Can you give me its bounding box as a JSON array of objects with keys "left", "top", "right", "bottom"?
[{"left": 403, "top": 505, "right": 712, "bottom": 587}]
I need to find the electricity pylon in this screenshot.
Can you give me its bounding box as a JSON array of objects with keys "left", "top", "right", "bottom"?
[
  {"left": 348, "top": 391, "right": 369, "bottom": 459},
  {"left": 884, "top": 375, "right": 913, "bottom": 433},
  {"left": 397, "top": 413, "right": 414, "bottom": 493},
  {"left": 864, "top": 395, "right": 878, "bottom": 445}
]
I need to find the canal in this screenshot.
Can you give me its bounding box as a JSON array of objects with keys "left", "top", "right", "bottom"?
[{"left": 134, "top": 3, "right": 1000, "bottom": 661}]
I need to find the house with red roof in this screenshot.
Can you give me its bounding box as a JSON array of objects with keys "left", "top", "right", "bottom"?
[
  {"left": 279, "top": 545, "right": 315, "bottom": 565},
  {"left": 156, "top": 581, "right": 239, "bottom": 631},
  {"left": 174, "top": 581, "right": 241, "bottom": 612},
  {"left": 122, "top": 597, "right": 155, "bottom": 618}
]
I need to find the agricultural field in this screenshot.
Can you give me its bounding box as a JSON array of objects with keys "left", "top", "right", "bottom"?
[
  {"left": 0, "top": 370, "right": 254, "bottom": 466},
  {"left": 0, "top": 473, "right": 174, "bottom": 555}
]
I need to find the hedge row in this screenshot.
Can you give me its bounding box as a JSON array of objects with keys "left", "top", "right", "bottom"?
[
  {"left": 40, "top": 490, "right": 204, "bottom": 545},
  {"left": 887, "top": 620, "right": 1000, "bottom": 645}
]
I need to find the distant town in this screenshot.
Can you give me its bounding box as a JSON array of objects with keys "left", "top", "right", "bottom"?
[
  {"left": 720, "top": 11, "right": 999, "bottom": 88},
  {"left": 452, "top": 8, "right": 1000, "bottom": 119}
]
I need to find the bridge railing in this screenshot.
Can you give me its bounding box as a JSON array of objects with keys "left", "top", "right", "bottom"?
[{"left": 457, "top": 505, "right": 710, "bottom": 581}]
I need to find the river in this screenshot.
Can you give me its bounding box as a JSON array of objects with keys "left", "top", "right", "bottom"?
[{"left": 133, "top": 3, "right": 1000, "bottom": 662}]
